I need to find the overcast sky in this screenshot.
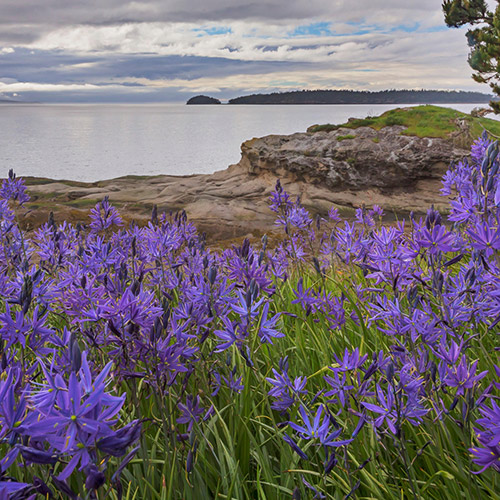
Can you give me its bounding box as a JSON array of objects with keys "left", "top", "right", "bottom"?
[{"left": 0, "top": 0, "right": 490, "bottom": 102}]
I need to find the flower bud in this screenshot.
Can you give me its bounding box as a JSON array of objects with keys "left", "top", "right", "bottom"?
[
  {"left": 208, "top": 265, "right": 217, "bottom": 285},
  {"left": 85, "top": 464, "right": 106, "bottom": 491}
]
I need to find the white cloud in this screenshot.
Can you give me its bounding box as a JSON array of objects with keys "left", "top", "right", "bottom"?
[{"left": 28, "top": 21, "right": 470, "bottom": 65}]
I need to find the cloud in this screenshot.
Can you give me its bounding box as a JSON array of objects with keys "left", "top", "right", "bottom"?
[
  {"left": 0, "top": 1, "right": 465, "bottom": 47},
  {"left": 0, "top": 0, "right": 448, "bottom": 25},
  {"left": 0, "top": 0, "right": 487, "bottom": 101},
  {"left": 25, "top": 21, "right": 470, "bottom": 65}
]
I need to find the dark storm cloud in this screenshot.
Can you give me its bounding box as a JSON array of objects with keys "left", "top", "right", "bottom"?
[
  {"left": 0, "top": 48, "right": 307, "bottom": 84},
  {"left": 0, "top": 49, "right": 99, "bottom": 82},
  {"left": 107, "top": 54, "right": 306, "bottom": 80},
  {"left": 0, "top": 0, "right": 331, "bottom": 25},
  {"left": 0, "top": 25, "right": 46, "bottom": 45}
]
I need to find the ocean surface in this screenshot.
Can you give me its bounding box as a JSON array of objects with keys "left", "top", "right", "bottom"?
[{"left": 0, "top": 103, "right": 492, "bottom": 182}]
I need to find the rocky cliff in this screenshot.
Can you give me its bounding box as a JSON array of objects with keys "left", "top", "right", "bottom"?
[
  {"left": 24, "top": 124, "right": 469, "bottom": 242},
  {"left": 239, "top": 124, "right": 466, "bottom": 190}
]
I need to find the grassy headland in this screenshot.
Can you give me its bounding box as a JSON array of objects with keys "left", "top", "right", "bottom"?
[{"left": 307, "top": 105, "right": 500, "bottom": 145}]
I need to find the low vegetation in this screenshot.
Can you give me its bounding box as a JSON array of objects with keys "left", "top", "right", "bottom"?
[
  {"left": 336, "top": 134, "right": 356, "bottom": 141},
  {"left": 308, "top": 105, "right": 500, "bottom": 144}
]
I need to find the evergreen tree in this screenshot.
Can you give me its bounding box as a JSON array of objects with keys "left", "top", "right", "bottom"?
[{"left": 443, "top": 0, "right": 500, "bottom": 113}]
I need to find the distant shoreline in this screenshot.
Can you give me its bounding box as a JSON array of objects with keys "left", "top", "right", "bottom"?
[
  {"left": 0, "top": 100, "right": 39, "bottom": 104},
  {"left": 229, "top": 90, "right": 494, "bottom": 105},
  {"left": 188, "top": 89, "right": 494, "bottom": 105}
]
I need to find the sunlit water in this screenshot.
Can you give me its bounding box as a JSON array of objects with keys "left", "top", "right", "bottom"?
[{"left": 0, "top": 103, "right": 493, "bottom": 182}]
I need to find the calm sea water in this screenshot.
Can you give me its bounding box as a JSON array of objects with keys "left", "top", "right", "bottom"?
[{"left": 0, "top": 103, "right": 491, "bottom": 182}]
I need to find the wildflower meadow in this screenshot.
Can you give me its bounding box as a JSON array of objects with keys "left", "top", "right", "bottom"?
[{"left": 0, "top": 132, "right": 499, "bottom": 499}]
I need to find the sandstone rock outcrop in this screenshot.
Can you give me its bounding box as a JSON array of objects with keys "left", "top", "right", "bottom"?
[{"left": 239, "top": 125, "right": 467, "bottom": 190}]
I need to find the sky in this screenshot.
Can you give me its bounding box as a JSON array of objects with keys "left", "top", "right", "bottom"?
[{"left": 0, "top": 0, "right": 491, "bottom": 102}]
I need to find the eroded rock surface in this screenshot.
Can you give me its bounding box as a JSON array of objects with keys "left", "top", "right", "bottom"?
[{"left": 240, "top": 125, "right": 466, "bottom": 190}]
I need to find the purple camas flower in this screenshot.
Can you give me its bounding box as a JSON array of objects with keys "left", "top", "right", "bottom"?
[
  {"left": 361, "top": 384, "right": 398, "bottom": 434},
  {"left": 289, "top": 405, "right": 330, "bottom": 441},
  {"left": 26, "top": 352, "right": 129, "bottom": 479},
  {"left": 97, "top": 420, "right": 142, "bottom": 456},
  {"left": 361, "top": 382, "right": 427, "bottom": 435},
  {"left": 267, "top": 365, "right": 307, "bottom": 412},
  {"left": 335, "top": 221, "right": 368, "bottom": 264},
  {"left": 331, "top": 348, "right": 368, "bottom": 373},
  {"left": 475, "top": 399, "right": 500, "bottom": 448},
  {"left": 231, "top": 289, "right": 264, "bottom": 319},
  {"left": 434, "top": 338, "right": 463, "bottom": 365},
  {"left": 328, "top": 207, "right": 341, "bottom": 222},
  {"left": 0, "top": 304, "right": 54, "bottom": 351},
  {"left": 442, "top": 356, "right": 488, "bottom": 396},
  {"left": 449, "top": 196, "right": 477, "bottom": 223},
  {"left": 416, "top": 225, "right": 456, "bottom": 255},
  {"left": 324, "top": 371, "right": 354, "bottom": 408},
  {"left": 269, "top": 179, "right": 293, "bottom": 214},
  {"left": 470, "top": 444, "right": 500, "bottom": 474},
  {"left": 89, "top": 197, "right": 123, "bottom": 233},
  {"left": 0, "top": 480, "right": 32, "bottom": 498},
  {"left": 284, "top": 204, "right": 313, "bottom": 231},
  {"left": 211, "top": 369, "right": 244, "bottom": 395},
  {"left": 177, "top": 395, "right": 204, "bottom": 431},
  {"left": 288, "top": 405, "right": 354, "bottom": 448},
  {"left": 467, "top": 223, "right": 500, "bottom": 257},
  {"left": 292, "top": 279, "right": 319, "bottom": 313},
  {"left": 371, "top": 226, "right": 398, "bottom": 248},
  {"left": 0, "top": 170, "right": 30, "bottom": 206},
  {"left": 355, "top": 207, "right": 375, "bottom": 227},
  {"left": 470, "top": 399, "right": 500, "bottom": 473},
  {"left": 0, "top": 369, "right": 37, "bottom": 446},
  {"left": 257, "top": 302, "right": 284, "bottom": 344},
  {"left": 370, "top": 205, "right": 384, "bottom": 218},
  {"left": 0, "top": 304, "right": 30, "bottom": 349},
  {"left": 214, "top": 317, "right": 244, "bottom": 352}
]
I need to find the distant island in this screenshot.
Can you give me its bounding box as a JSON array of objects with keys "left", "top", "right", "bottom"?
[
  {"left": 223, "top": 89, "right": 494, "bottom": 105},
  {"left": 186, "top": 95, "right": 221, "bottom": 105}
]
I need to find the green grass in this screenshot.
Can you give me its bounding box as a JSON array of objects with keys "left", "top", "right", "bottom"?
[
  {"left": 23, "top": 177, "right": 93, "bottom": 187},
  {"left": 139, "top": 265, "right": 496, "bottom": 500},
  {"left": 2, "top": 260, "right": 498, "bottom": 499},
  {"left": 337, "top": 134, "right": 356, "bottom": 141},
  {"left": 83, "top": 266, "right": 498, "bottom": 499},
  {"left": 66, "top": 198, "right": 101, "bottom": 208},
  {"left": 307, "top": 105, "right": 500, "bottom": 145}
]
